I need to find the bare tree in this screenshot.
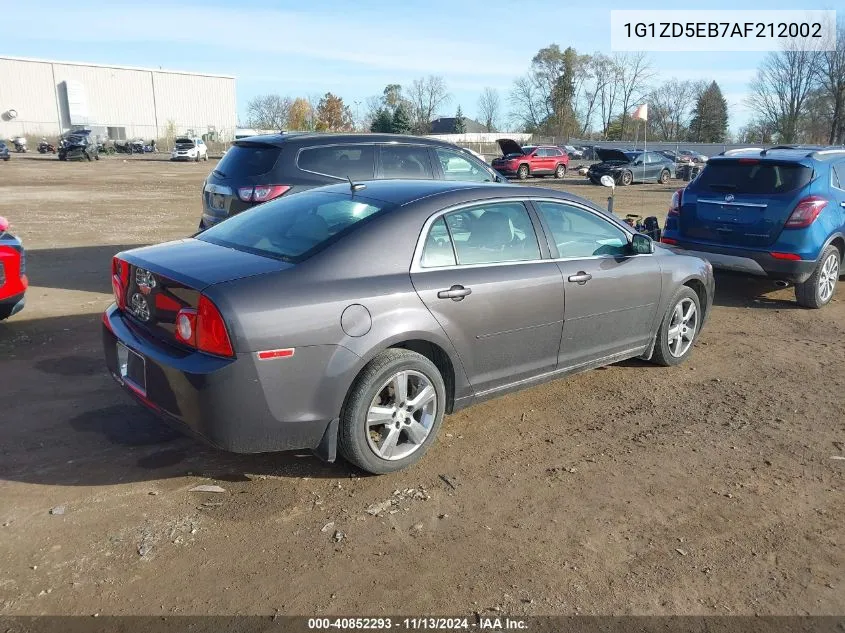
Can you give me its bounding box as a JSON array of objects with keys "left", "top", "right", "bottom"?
[
  {"left": 406, "top": 76, "right": 451, "bottom": 134},
  {"left": 647, "top": 79, "right": 699, "bottom": 141},
  {"left": 245, "top": 94, "right": 293, "bottom": 130},
  {"left": 574, "top": 54, "right": 611, "bottom": 137},
  {"left": 819, "top": 25, "right": 845, "bottom": 144},
  {"left": 477, "top": 87, "right": 501, "bottom": 132},
  {"left": 615, "top": 52, "right": 655, "bottom": 139},
  {"left": 509, "top": 75, "right": 544, "bottom": 131},
  {"left": 597, "top": 56, "right": 622, "bottom": 139},
  {"left": 747, "top": 44, "right": 821, "bottom": 143}
]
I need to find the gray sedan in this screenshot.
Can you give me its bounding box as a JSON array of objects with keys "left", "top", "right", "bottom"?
[{"left": 103, "top": 180, "right": 715, "bottom": 474}]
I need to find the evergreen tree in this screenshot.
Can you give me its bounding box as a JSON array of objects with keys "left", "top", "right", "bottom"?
[
  {"left": 454, "top": 106, "right": 466, "bottom": 133},
  {"left": 391, "top": 104, "right": 411, "bottom": 134},
  {"left": 689, "top": 81, "right": 728, "bottom": 142},
  {"left": 370, "top": 108, "right": 394, "bottom": 133}
]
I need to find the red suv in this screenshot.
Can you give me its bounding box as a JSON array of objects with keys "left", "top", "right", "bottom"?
[{"left": 491, "top": 139, "right": 569, "bottom": 180}]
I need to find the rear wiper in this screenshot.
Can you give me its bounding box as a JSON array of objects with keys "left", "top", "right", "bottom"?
[{"left": 708, "top": 184, "right": 737, "bottom": 191}]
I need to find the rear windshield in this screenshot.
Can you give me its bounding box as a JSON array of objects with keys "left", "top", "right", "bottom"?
[
  {"left": 198, "top": 191, "right": 392, "bottom": 262},
  {"left": 214, "top": 143, "right": 281, "bottom": 178},
  {"left": 695, "top": 161, "right": 813, "bottom": 194}
]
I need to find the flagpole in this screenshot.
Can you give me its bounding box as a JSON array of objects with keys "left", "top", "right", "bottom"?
[{"left": 643, "top": 112, "right": 647, "bottom": 182}]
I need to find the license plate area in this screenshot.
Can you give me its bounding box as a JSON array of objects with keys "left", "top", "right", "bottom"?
[
  {"left": 210, "top": 193, "right": 226, "bottom": 211},
  {"left": 117, "top": 341, "right": 147, "bottom": 396}
]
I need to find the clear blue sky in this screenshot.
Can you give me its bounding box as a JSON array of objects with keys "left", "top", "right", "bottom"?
[{"left": 2, "top": 0, "right": 834, "bottom": 133}]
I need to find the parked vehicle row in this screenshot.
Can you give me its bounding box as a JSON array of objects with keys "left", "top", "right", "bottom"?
[{"left": 587, "top": 148, "right": 675, "bottom": 185}]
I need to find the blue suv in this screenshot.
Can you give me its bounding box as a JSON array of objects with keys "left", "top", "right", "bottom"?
[{"left": 661, "top": 146, "right": 845, "bottom": 308}]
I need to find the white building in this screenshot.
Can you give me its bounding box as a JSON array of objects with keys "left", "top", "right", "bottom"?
[{"left": 0, "top": 56, "right": 236, "bottom": 141}]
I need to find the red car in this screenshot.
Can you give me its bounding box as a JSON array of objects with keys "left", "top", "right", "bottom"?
[
  {"left": 0, "top": 216, "right": 27, "bottom": 321},
  {"left": 491, "top": 139, "right": 569, "bottom": 180}
]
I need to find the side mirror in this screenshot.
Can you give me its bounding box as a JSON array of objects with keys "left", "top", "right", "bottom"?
[
  {"left": 630, "top": 233, "right": 654, "bottom": 255},
  {"left": 633, "top": 160, "right": 643, "bottom": 166},
  {"left": 599, "top": 175, "right": 616, "bottom": 189}
]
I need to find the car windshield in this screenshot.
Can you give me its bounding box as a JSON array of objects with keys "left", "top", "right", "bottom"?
[
  {"left": 198, "top": 190, "right": 393, "bottom": 262},
  {"left": 175, "top": 138, "right": 193, "bottom": 144},
  {"left": 522, "top": 146, "right": 536, "bottom": 154},
  {"left": 695, "top": 161, "right": 813, "bottom": 194},
  {"left": 623, "top": 152, "right": 641, "bottom": 161}
]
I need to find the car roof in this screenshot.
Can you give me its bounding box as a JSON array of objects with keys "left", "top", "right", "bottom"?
[
  {"left": 716, "top": 146, "right": 845, "bottom": 162},
  {"left": 308, "top": 179, "right": 604, "bottom": 210},
  {"left": 233, "top": 132, "right": 468, "bottom": 149}
]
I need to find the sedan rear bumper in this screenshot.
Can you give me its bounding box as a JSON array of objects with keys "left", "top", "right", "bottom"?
[{"left": 102, "top": 305, "right": 352, "bottom": 454}]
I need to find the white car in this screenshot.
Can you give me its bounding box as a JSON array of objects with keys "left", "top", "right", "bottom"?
[{"left": 170, "top": 137, "right": 208, "bottom": 162}]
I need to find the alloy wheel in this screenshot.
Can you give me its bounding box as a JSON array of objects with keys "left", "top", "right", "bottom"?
[
  {"left": 667, "top": 298, "right": 697, "bottom": 358},
  {"left": 818, "top": 252, "right": 839, "bottom": 304},
  {"left": 365, "top": 370, "right": 438, "bottom": 461}
]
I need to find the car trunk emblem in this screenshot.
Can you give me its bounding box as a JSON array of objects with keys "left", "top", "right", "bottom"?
[
  {"left": 135, "top": 268, "right": 157, "bottom": 295},
  {"left": 725, "top": 194, "right": 735, "bottom": 203},
  {"left": 129, "top": 293, "right": 151, "bottom": 321}
]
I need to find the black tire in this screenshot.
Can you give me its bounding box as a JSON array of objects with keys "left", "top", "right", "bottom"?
[
  {"left": 195, "top": 153, "right": 200, "bottom": 163},
  {"left": 2, "top": 157, "right": 9, "bottom": 162},
  {"left": 94, "top": 153, "right": 99, "bottom": 161},
  {"left": 517, "top": 164, "right": 529, "bottom": 180},
  {"left": 658, "top": 169, "right": 670, "bottom": 184},
  {"left": 554, "top": 164, "right": 566, "bottom": 179},
  {"left": 650, "top": 286, "right": 702, "bottom": 367},
  {"left": 338, "top": 348, "right": 446, "bottom": 475},
  {"left": 620, "top": 170, "right": 633, "bottom": 186},
  {"left": 795, "top": 244, "right": 840, "bottom": 309}
]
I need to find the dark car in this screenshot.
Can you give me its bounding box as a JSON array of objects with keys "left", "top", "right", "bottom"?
[
  {"left": 0, "top": 216, "right": 27, "bottom": 320},
  {"left": 588, "top": 149, "right": 674, "bottom": 186},
  {"left": 491, "top": 139, "right": 569, "bottom": 180},
  {"left": 58, "top": 129, "right": 99, "bottom": 161},
  {"left": 199, "top": 133, "right": 504, "bottom": 229},
  {"left": 0, "top": 141, "right": 10, "bottom": 162},
  {"left": 104, "top": 179, "right": 714, "bottom": 474},
  {"left": 661, "top": 146, "right": 845, "bottom": 308}
]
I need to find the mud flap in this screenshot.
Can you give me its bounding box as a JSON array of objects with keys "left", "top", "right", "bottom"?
[{"left": 312, "top": 417, "right": 339, "bottom": 463}]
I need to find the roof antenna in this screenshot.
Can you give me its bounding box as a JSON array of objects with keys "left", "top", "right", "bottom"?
[{"left": 347, "top": 175, "right": 365, "bottom": 193}]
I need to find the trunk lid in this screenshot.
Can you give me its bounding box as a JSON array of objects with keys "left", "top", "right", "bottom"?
[
  {"left": 680, "top": 158, "right": 814, "bottom": 247},
  {"left": 118, "top": 239, "right": 290, "bottom": 342}
]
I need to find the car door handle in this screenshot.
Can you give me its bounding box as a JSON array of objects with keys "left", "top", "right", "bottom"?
[
  {"left": 567, "top": 272, "right": 592, "bottom": 285},
  {"left": 437, "top": 285, "right": 472, "bottom": 301}
]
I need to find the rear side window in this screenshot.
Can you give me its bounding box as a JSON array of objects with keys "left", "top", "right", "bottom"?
[
  {"left": 833, "top": 163, "right": 845, "bottom": 189},
  {"left": 695, "top": 161, "right": 813, "bottom": 194},
  {"left": 215, "top": 144, "right": 282, "bottom": 178},
  {"left": 198, "top": 191, "right": 391, "bottom": 262},
  {"left": 298, "top": 145, "right": 375, "bottom": 180},
  {"left": 380, "top": 145, "right": 433, "bottom": 179},
  {"left": 420, "top": 217, "right": 457, "bottom": 267}
]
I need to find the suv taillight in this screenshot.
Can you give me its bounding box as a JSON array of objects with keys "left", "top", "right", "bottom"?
[
  {"left": 668, "top": 188, "right": 683, "bottom": 217},
  {"left": 175, "top": 295, "right": 233, "bottom": 357},
  {"left": 785, "top": 196, "right": 828, "bottom": 229},
  {"left": 111, "top": 256, "right": 129, "bottom": 310},
  {"left": 237, "top": 185, "right": 291, "bottom": 203}
]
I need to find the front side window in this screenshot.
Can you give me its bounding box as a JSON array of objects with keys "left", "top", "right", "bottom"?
[
  {"left": 297, "top": 145, "right": 376, "bottom": 180},
  {"left": 435, "top": 148, "right": 492, "bottom": 182},
  {"left": 441, "top": 202, "right": 541, "bottom": 265},
  {"left": 380, "top": 145, "right": 433, "bottom": 179},
  {"left": 198, "top": 191, "right": 390, "bottom": 262},
  {"left": 535, "top": 201, "right": 629, "bottom": 258}
]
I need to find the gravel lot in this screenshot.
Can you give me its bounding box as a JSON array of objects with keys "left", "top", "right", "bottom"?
[{"left": 0, "top": 155, "right": 843, "bottom": 616}]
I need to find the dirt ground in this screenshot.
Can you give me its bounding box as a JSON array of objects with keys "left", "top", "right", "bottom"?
[{"left": 0, "top": 155, "right": 843, "bottom": 617}]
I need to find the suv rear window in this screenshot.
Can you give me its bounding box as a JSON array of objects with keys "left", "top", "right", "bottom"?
[
  {"left": 695, "top": 161, "right": 813, "bottom": 194},
  {"left": 198, "top": 191, "right": 392, "bottom": 262},
  {"left": 298, "top": 145, "right": 375, "bottom": 180},
  {"left": 215, "top": 143, "right": 282, "bottom": 178}
]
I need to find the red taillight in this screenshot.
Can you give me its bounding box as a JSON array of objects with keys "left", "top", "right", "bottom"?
[
  {"left": 237, "top": 185, "right": 291, "bottom": 203},
  {"left": 785, "top": 196, "right": 827, "bottom": 229},
  {"left": 770, "top": 252, "right": 802, "bottom": 261},
  {"left": 196, "top": 295, "right": 234, "bottom": 357},
  {"left": 253, "top": 185, "right": 290, "bottom": 202},
  {"left": 668, "top": 188, "right": 684, "bottom": 217},
  {"left": 173, "top": 296, "right": 233, "bottom": 357},
  {"left": 661, "top": 237, "right": 678, "bottom": 245},
  {"left": 174, "top": 308, "right": 197, "bottom": 346},
  {"left": 111, "top": 257, "right": 129, "bottom": 309}
]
